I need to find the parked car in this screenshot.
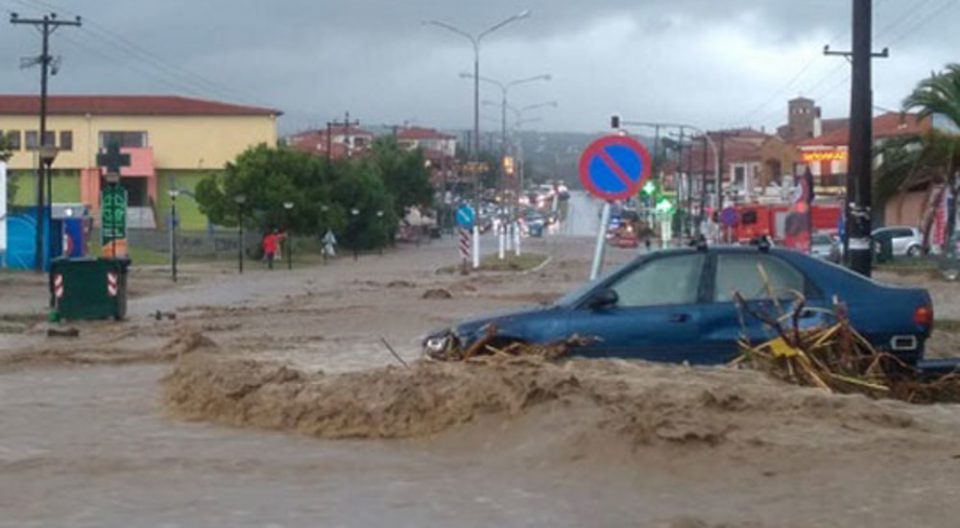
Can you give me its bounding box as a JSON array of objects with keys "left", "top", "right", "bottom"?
[
  {"left": 872, "top": 226, "right": 923, "bottom": 257},
  {"left": 423, "top": 246, "right": 933, "bottom": 366},
  {"left": 811, "top": 232, "right": 841, "bottom": 263}
]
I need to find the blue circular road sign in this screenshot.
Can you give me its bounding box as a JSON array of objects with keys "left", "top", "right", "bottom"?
[{"left": 455, "top": 205, "right": 475, "bottom": 228}]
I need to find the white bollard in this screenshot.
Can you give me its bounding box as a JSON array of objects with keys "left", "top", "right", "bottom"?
[
  {"left": 514, "top": 221, "right": 521, "bottom": 257},
  {"left": 472, "top": 225, "right": 480, "bottom": 269},
  {"left": 498, "top": 225, "right": 505, "bottom": 260}
]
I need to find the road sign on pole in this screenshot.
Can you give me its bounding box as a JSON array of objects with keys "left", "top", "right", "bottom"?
[
  {"left": 580, "top": 134, "right": 652, "bottom": 279},
  {"left": 455, "top": 204, "right": 475, "bottom": 229},
  {"left": 578, "top": 135, "right": 652, "bottom": 202}
]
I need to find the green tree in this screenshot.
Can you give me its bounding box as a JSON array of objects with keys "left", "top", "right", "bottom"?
[
  {"left": 195, "top": 144, "right": 332, "bottom": 233},
  {"left": 0, "top": 135, "right": 17, "bottom": 209},
  {"left": 370, "top": 136, "right": 433, "bottom": 218},
  {"left": 901, "top": 64, "right": 960, "bottom": 246},
  {"left": 330, "top": 158, "right": 397, "bottom": 251}
]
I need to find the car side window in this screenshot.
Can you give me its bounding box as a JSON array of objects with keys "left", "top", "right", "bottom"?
[
  {"left": 894, "top": 228, "right": 913, "bottom": 238},
  {"left": 610, "top": 254, "right": 705, "bottom": 308},
  {"left": 714, "top": 254, "right": 804, "bottom": 302}
]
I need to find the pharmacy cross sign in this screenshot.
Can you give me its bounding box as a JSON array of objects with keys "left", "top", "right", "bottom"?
[{"left": 97, "top": 142, "right": 131, "bottom": 176}]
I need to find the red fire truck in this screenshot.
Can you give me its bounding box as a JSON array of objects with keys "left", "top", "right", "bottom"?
[{"left": 718, "top": 203, "right": 843, "bottom": 243}]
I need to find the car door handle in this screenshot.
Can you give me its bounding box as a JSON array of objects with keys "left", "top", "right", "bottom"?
[{"left": 668, "top": 313, "right": 690, "bottom": 323}]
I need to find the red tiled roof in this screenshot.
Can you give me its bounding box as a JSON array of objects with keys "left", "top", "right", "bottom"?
[
  {"left": 0, "top": 95, "right": 281, "bottom": 116},
  {"left": 798, "top": 112, "right": 930, "bottom": 147},
  {"left": 396, "top": 126, "right": 456, "bottom": 141}
]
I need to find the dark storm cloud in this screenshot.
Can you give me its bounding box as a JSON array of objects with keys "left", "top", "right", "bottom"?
[{"left": 1, "top": 0, "right": 957, "bottom": 133}]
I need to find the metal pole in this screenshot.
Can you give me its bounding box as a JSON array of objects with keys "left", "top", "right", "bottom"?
[
  {"left": 237, "top": 209, "right": 244, "bottom": 274},
  {"left": 590, "top": 202, "right": 611, "bottom": 281},
  {"left": 170, "top": 196, "right": 177, "bottom": 282}
]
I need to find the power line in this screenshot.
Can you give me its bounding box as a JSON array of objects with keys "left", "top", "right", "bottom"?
[
  {"left": 731, "top": 0, "right": 933, "bottom": 129},
  {"left": 11, "top": 0, "right": 271, "bottom": 107}
]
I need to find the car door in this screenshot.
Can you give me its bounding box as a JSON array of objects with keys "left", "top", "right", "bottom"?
[
  {"left": 891, "top": 228, "right": 911, "bottom": 255},
  {"left": 566, "top": 252, "right": 712, "bottom": 363},
  {"left": 699, "top": 252, "right": 814, "bottom": 361}
]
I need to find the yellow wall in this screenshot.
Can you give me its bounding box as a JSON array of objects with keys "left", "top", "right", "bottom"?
[{"left": 0, "top": 114, "right": 277, "bottom": 171}]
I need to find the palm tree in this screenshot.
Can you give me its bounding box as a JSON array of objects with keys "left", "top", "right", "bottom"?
[
  {"left": 899, "top": 65, "right": 960, "bottom": 247},
  {"left": 904, "top": 63, "right": 960, "bottom": 130}
]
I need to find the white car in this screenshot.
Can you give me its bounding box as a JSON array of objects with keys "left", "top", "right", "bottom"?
[{"left": 872, "top": 226, "right": 923, "bottom": 257}]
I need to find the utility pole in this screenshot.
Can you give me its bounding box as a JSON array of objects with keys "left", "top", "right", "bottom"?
[
  {"left": 717, "top": 132, "right": 726, "bottom": 212},
  {"left": 699, "top": 135, "right": 709, "bottom": 231},
  {"left": 10, "top": 11, "right": 81, "bottom": 272},
  {"left": 825, "top": 0, "right": 889, "bottom": 276},
  {"left": 326, "top": 111, "right": 359, "bottom": 164}
]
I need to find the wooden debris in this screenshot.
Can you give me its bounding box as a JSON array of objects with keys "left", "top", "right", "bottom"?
[{"left": 735, "top": 287, "right": 960, "bottom": 404}]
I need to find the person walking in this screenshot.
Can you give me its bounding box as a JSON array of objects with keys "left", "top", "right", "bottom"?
[{"left": 262, "top": 229, "right": 279, "bottom": 270}]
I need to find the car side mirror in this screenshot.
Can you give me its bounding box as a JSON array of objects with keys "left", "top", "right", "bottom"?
[{"left": 588, "top": 288, "right": 619, "bottom": 310}]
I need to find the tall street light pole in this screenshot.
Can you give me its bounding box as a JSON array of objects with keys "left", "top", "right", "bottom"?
[
  {"left": 467, "top": 73, "right": 551, "bottom": 195},
  {"left": 169, "top": 189, "right": 179, "bottom": 282},
  {"left": 424, "top": 11, "right": 530, "bottom": 269},
  {"left": 283, "top": 201, "right": 294, "bottom": 270},
  {"left": 424, "top": 11, "right": 530, "bottom": 161},
  {"left": 234, "top": 194, "right": 246, "bottom": 274}
]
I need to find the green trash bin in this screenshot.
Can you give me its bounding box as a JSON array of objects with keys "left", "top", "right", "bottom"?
[
  {"left": 50, "top": 258, "right": 131, "bottom": 321},
  {"left": 872, "top": 235, "right": 894, "bottom": 264}
]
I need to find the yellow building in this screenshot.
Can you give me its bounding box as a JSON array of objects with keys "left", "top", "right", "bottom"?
[{"left": 0, "top": 95, "right": 281, "bottom": 229}]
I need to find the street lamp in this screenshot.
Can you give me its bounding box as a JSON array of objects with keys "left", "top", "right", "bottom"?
[
  {"left": 376, "top": 210, "right": 385, "bottom": 255},
  {"left": 38, "top": 144, "right": 57, "bottom": 275},
  {"left": 350, "top": 208, "right": 360, "bottom": 260},
  {"left": 283, "top": 201, "right": 294, "bottom": 270},
  {"left": 424, "top": 10, "right": 530, "bottom": 160},
  {"left": 168, "top": 188, "right": 180, "bottom": 282},
  {"left": 234, "top": 194, "right": 247, "bottom": 274}
]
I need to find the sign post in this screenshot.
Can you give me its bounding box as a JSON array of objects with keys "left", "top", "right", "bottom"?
[
  {"left": 455, "top": 204, "right": 475, "bottom": 274},
  {"left": 96, "top": 143, "right": 131, "bottom": 259},
  {"left": 578, "top": 134, "right": 652, "bottom": 280}
]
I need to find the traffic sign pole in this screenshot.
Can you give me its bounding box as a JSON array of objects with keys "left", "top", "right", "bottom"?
[
  {"left": 579, "top": 132, "right": 652, "bottom": 280},
  {"left": 590, "top": 202, "right": 611, "bottom": 281}
]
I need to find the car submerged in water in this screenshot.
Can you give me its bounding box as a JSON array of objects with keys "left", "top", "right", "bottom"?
[{"left": 423, "top": 245, "right": 934, "bottom": 366}]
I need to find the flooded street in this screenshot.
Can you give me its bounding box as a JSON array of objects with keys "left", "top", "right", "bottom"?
[
  {"left": 4, "top": 234, "right": 960, "bottom": 527},
  {"left": 0, "top": 365, "right": 604, "bottom": 527}
]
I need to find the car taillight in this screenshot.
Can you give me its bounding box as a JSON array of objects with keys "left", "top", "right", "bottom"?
[{"left": 913, "top": 305, "right": 933, "bottom": 328}]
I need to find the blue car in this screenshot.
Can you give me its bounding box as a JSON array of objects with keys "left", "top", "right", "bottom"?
[{"left": 423, "top": 245, "right": 934, "bottom": 365}]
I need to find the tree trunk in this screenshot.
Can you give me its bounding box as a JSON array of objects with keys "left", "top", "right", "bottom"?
[{"left": 920, "top": 183, "right": 946, "bottom": 251}]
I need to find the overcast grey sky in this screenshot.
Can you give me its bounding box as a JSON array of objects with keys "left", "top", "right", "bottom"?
[{"left": 1, "top": 0, "right": 958, "bottom": 135}]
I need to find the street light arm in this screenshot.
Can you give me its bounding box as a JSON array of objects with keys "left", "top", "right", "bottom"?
[
  {"left": 478, "top": 10, "right": 530, "bottom": 42},
  {"left": 519, "top": 101, "right": 558, "bottom": 113},
  {"left": 460, "top": 72, "right": 505, "bottom": 92},
  {"left": 506, "top": 74, "right": 551, "bottom": 89},
  {"left": 423, "top": 20, "right": 477, "bottom": 47}
]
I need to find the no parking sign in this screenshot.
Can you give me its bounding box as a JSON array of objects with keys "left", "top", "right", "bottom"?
[{"left": 578, "top": 135, "right": 652, "bottom": 202}]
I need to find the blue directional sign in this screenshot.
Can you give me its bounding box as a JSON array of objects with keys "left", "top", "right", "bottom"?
[
  {"left": 455, "top": 204, "right": 475, "bottom": 228},
  {"left": 578, "top": 135, "right": 652, "bottom": 201}
]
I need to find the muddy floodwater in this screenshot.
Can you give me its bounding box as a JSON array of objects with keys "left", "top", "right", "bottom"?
[
  {"left": 3, "top": 365, "right": 644, "bottom": 528},
  {"left": 4, "top": 232, "right": 960, "bottom": 527}
]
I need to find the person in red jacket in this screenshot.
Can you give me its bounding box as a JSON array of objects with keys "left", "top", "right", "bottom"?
[{"left": 262, "top": 230, "right": 279, "bottom": 270}]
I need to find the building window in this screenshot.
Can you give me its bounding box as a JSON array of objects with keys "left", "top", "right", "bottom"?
[
  {"left": 4, "top": 130, "right": 21, "bottom": 150},
  {"left": 98, "top": 131, "right": 147, "bottom": 149},
  {"left": 59, "top": 130, "right": 73, "bottom": 151},
  {"left": 26, "top": 130, "right": 56, "bottom": 150}
]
